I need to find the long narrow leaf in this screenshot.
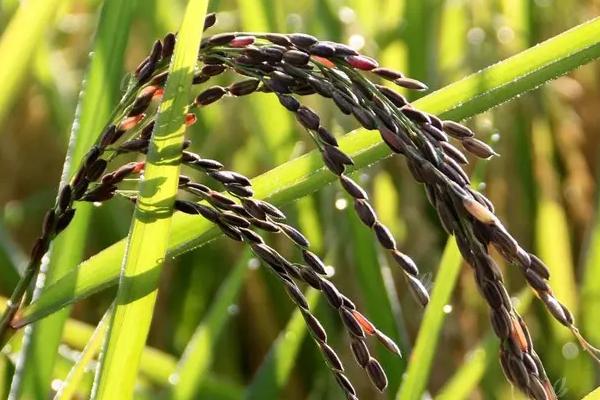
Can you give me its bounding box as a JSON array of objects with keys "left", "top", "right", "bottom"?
[
  {"left": 582, "top": 386, "right": 600, "bottom": 400},
  {"left": 170, "top": 252, "right": 249, "bottom": 400},
  {"left": 582, "top": 190, "right": 600, "bottom": 347},
  {"left": 395, "top": 238, "right": 462, "bottom": 400},
  {"left": 0, "top": 0, "right": 65, "bottom": 128},
  {"left": 92, "top": 2, "right": 209, "bottom": 398},
  {"left": 0, "top": 224, "right": 25, "bottom": 293},
  {"left": 53, "top": 306, "right": 112, "bottom": 400},
  {"left": 0, "top": 296, "right": 184, "bottom": 389},
  {"left": 244, "top": 289, "right": 318, "bottom": 400},
  {"left": 16, "top": 17, "right": 600, "bottom": 328},
  {"left": 434, "top": 291, "right": 533, "bottom": 400}
]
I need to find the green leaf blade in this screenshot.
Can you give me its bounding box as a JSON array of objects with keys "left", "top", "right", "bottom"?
[
  {"left": 396, "top": 238, "right": 462, "bottom": 400},
  {"left": 170, "top": 252, "right": 249, "bottom": 400},
  {"left": 91, "top": 2, "right": 210, "bottom": 398},
  {"left": 0, "top": 0, "right": 65, "bottom": 128},
  {"left": 244, "top": 289, "right": 318, "bottom": 400}
]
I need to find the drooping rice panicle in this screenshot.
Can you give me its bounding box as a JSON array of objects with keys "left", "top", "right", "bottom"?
[{"left": 3, "top": 13, "right": 598, "bottom": 400}]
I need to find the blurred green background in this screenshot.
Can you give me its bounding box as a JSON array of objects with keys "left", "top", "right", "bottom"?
[{"left": 1, "top": 0, "right": 600, "bottom": 399}]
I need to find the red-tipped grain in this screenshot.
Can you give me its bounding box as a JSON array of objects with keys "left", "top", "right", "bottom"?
[
  {"left": 153, "top": 88, "right": 164, "bottom": 100},
  {"left": 132, "top": 161, "right": 145, "bottom": 174},
  {"left": 185, "top": 113, "right": 197, "bottom": 126},
  {"left": 351, "top": 310, "right": 376, "bottom": 335},
  {"left": 311, "top": 55, "right": 335, "bottom": 68},
  {"left": 510, "top": 318, "right": 530, "bottom": 352},
  {"left": 230, "top": 35, "right": 256, "bottom": 48},
  {"left": 118, "top": 114, "right": 145, "bottom": 131},
  {"left": 340, "top": 308, "right": 365, "bottom": 338},
  {"left": 138, "top": 85, "right": 158, "bottom": 99},
  {"left": 346, "top": 55, "right": 379, "bottom": 71},
  {"left": 128, "top": 86, "right": 158, "bottom": 116}
]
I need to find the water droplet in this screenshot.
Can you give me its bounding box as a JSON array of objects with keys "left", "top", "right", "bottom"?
[
  {"left": 168, "top": 373, "right": 180, "bottom": 385},
  {"left": 285, "top": 331, "right": 296, "bottom": 340},
  {"left": 247, "top": 258, "right": 260, "bottom": 270},
  {"left": 497, "top": 26, "right": 514, "bottom": 44},
  {"left": 349, "top": 34, "right": 365, "bottom": 50},
  {"left": 561, "top": 342, "right": 579, "bottom": 359},
  {"left": 93, "top": 201, "right": 102, "bottom": 207},
  {"left": 335, "top": 198, "right": 348, "bottom": 210},
  {"left": 35, "top": 273, "right": 46, "bottom": 289},
  {"left": 481, "top": 118, "right": 493, "bottom": 130},
  {"left": 156, "top": 257, "right": 165, "bottom": 264},
  {"left": 51, "top": 379, "right": 64, "bottom": 391},
  {"left": 324, "top": 265, "right": 335, "bottom": 277},
  {"left": 420, "top": 392, "right": 434, "bottom": 400},
  {"left": 338, "top": 6, "right": 356, "bottom": 24},
  {"left": 442, "top": 304, "right": 453, "bottom": 314},
  {"left": 478, "top": 182, "right": 487, "bottom": 191},
  {"left": 491, "top": 133, "right": 501, "bottom": 142},
  {"left": 511, "top": 296, "right": 521, "bottom": 308},
  {"left": 286, "top": 13, "right": 303, "bottom": 30},
  {"left": 227, "top": 304, "right": 239, "bottom": 315},
  {"left": 467, "top": 27, "right": 485, "bottom": 45}
]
